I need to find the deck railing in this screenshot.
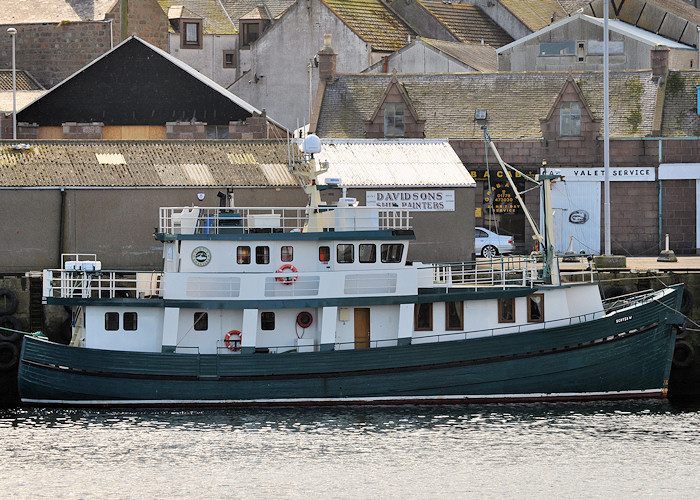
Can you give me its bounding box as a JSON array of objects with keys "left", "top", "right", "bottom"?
[
  {"left": 44, "top": 269, "right": 162, "bottom": 299},
  {"left": 158, "top": 206, "right": 412, "bottom": 235}
]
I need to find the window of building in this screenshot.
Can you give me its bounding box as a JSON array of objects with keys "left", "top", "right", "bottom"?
[
  {"left": 261, "top": 311, "right": 275, "bottom": 330},
  {"left": 194, "top": 312, "right": 208, "bottom": 331},
  {"left": 337, "top": 244, "right": 354, "bottom": 263},
  {"left": 237, "top": 246, "right": 251, "bottom": 264},
  {"left": 359, "top": 244, "right": 376, "bottom": 263},
  {"left": 414, "top": 303, "right": 433, "bottom": 331},
  {"left": 498, "top": 298, "right": 515, "bottom": 323},
  {"left": 281, "top": 246, "right": 294, "bottom": 262},
  {"left": 241, "top": 22, "right": 260, "bottom": 48},
  {"left": 319, "top": 246, "right": 330, "bottom": 263},
  {"left": 384, "top": 102, "right": 405, "bottom": 138},
  {"left": 206, "top": 125, "right": 229, "bottom": 139},
  {"left": 181, "top": 20, "right": 202, "bottom": 49},
  {"left": 539, "top": 41, "right": 575, "bottom": 56},
  {"left": 576, "top": 41, "right": 585, "bottom": 62},
  {"left": 123, "top": 312, "right": 138, "bottom": 331},
  {"left": 381, "top": 244, "right": 403, "bottom": 263},
  {"left": 105, "top": 312, "right": 119, "bottom": 331},
  {"left": 446, "top": 301, "right": 464, "bottom": 330},
  {"left": 527, "top": 294, "right": 544, "bottom": 323},
  {"left": 256, "top": 246, "right": 270, "bottom": 264},
  {"left": 560, "top": 101, "right": 581, "bottom": 136},
  {"left": 223, "top": 50, "right": 236, "bottom": 68}
]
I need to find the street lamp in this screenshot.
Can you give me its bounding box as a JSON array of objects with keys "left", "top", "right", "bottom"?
[{"left": 7, "top": 27, "right": 17, "bottom": 140}]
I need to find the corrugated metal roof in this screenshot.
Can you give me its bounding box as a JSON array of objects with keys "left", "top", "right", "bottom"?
[
  {"left": 0, "top": 139, "right": 472, "bottom": 188},
  {"left": 0, "top": 91, "right": 45, "bottom": 113},
  {"left": 316, "top": 140, "right": 474, "bottom": 187}
]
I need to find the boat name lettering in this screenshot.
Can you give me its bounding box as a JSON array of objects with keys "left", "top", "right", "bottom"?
[{"left": 615, "top": 315, "right": 632, "bottom": 324}]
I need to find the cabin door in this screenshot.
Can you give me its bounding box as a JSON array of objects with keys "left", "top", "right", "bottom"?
[{"left": 354, "top": 308, "right": 370, "bottom": 349}]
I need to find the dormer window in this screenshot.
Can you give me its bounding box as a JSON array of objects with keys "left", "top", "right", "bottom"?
[
  {"left": 180, "top": 20, "right": 202, "bottom": 49},
  {"left": 384, "top": 102, "right": 405, "bottom": 138},
  {"left": 559, "top": 101, "right": 581, "bottom": 136},
  {"left": 240, "top": 21, "right": 262, "bottom": 49}
]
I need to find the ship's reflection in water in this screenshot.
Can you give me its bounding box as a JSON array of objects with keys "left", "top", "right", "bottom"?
[{"left": 1, "top": 400, "right": 699, "bottom": 498}]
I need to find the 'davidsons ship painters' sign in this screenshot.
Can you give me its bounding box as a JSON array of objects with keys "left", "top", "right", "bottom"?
[{"left": 366, "top": 190, "right": 455, "bottom": 211}]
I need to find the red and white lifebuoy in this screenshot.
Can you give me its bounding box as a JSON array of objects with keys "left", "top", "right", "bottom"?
[
  {"left": 296, "top": 311, "right": 313, "bottom": 329},
  {"left": 275, "top": 264, "right": 298, "bottom": 285},
  {"left": 224, "top": 330, "right": 242, "bottom": 351}
]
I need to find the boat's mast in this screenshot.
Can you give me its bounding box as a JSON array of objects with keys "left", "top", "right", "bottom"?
[
  {"left": 296, "top": 134, "right": 329, "bottom": 232},
  {"left": 538, "top": 171, "right": 561, "bottom": 285}
]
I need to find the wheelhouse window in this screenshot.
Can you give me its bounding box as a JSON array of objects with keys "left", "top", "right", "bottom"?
[
  {"left": 498, "top": 298, "right": 515, "bottom": 323},
  {"left": 560, "top": 101, "right": 581, "bottom": 136},
  {"left": 384, "top": 102, "right": 405, "bottom": 138},
  {"left": 194, "top": 312, "right": 208, "bottom": 331},
  {"left": 181, "top": 20, "right": 202, "bottom": 49},
  {"left": 337, "top": 244, "right": 354, "bottom": 264},
  {"left": 256, "top": 246, "right": 270, "bottom": 265},
  {"left": 319, "top": 246, "right": 330, "bottom": 263},
  {"left": 359, "top": 244, "right": 376, "bottom": 263},
  {"left": 527, "top": 294, "right": 544, "bottom": 323},
  {"left": 281, "top": 246, "right": 294, "bottom": 262},
  {"left": 237, "top": 246, "right": 251, "bottom": 264},
  {"left": 261, "top": 312, "right": 275, "bottom": 330},
  {"left": 381, "top": 244, "right": 403, "bottom": 263},
  {"left": 446, "top": 301, "right": 464, "bottom": 330},
  {"left": 123, "top": 312, "right": 138, "bottom": 331},
  {"left": 105, "top": 312, "right": 119, "bottom": 331},
  {"left": 414, "top": 303, "right": 433, "bottom": 331}
]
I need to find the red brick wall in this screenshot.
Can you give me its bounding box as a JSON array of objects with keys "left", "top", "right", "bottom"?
[
  {"left": 0, "top": 22, "right": 112, "bottom": 89},
  {"left": 63, "top": 122, "right": 104, "bottom": 139},
  {"left": 106, "top": 0, "right": 169, "bottom": 51},
  {"left": 662, "top": 180, "right": 696, "bottom": 254},
  {"left": 166, "top": 122, "right": 206, "bottom": 139}
]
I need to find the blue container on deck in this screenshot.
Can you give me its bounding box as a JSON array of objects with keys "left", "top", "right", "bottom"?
[{"left": 218, "top": 212, "right": 243, "bottom": 234}]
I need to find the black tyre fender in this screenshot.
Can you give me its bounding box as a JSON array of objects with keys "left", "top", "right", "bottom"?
[
  {"left": 0, "top": 341, "right": 19, "bottom": 371},
  {"left": 672, "top": 340, "right": 695, "bottom": 368},
  {"left": 0, "top": 288, "right": 18, "bottom": 315},
  {"left": 680, "top": 289, "right": 693, "bottom": 315},
  {"left": 0, "top": 315, "right": 23, "bottom": 343}
]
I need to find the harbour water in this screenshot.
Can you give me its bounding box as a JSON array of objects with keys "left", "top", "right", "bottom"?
[{"left": 2, "top": 400, "right": 699, "bottom": 499}]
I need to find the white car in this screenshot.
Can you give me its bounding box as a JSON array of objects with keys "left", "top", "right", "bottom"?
[{"left": 475, "top": 227, "right": 515, "bottom": 258}]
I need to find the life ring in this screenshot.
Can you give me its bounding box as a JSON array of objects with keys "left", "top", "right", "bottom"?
[
  {"left": 0, "top": 315, "right": 23, "bottom": 343},
  {"left": 672, "top": 340, "right": 695, "bottom": 368},
  {"left": 297, "top": 311, "right": 313, "bottom": 329},
  {"left": 0, "top": 341, "right": 19, "bottom": 371},
  {"left": 224, "top": 330, "right": 242, "bottom": 352},
  {"left": 0, "top": 288, "right": 18, "bottom": 315},
  {"left": 275, "top": 264, "right": 298, "bottom": 285}
]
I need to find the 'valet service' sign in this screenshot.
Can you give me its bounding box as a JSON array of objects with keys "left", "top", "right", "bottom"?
[{"left": 552, "top": 167, "right": 656, "bottom": 182}]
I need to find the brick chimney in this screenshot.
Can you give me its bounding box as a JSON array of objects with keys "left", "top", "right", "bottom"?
[
  {"left": 651, "top": 45, "right": 670, "bottom": 78},
  {"left": 317, "top": 33, "right": 337, "bottom": 82}
]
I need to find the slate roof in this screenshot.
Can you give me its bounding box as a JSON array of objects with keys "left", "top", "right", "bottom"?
[
  {"left": 314, "top": 70, "right": 662, "bottom": 139},
  {"left": 217, "top": 0, "right": 295, "bottom": 31},
  {"left": 320, "top": 0, "right": 417, "bottom": 52},
  {"left": 497, "top": 0, "right": 587, "bottom": 32},
  {"left": 660, "top": 71, "right": 700, "bottom": 137},
  {"left": 0, "top": 139, "right": 472, "bottom": 188},
  {"left": 158, "top": 1, "right": 236, "bottom": 34},
  {"left": 421, "top": 39, "right": 498, "bottom": 72},
  {"left": 0, "top": 70, "right": 44, "bottom": 91},
  {"left": 0, "top": 0, "right": 115, "bottom": 23},
  {"left": 418, "top": 1, "right": 513, "bottom": 48},
  {"left": 586, "top": 0, "right": 700, "bottom": 46}
]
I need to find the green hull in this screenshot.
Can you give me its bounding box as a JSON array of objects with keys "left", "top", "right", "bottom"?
[{"left": 18, "top": 286, "right": 682, "bottom": 405}]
